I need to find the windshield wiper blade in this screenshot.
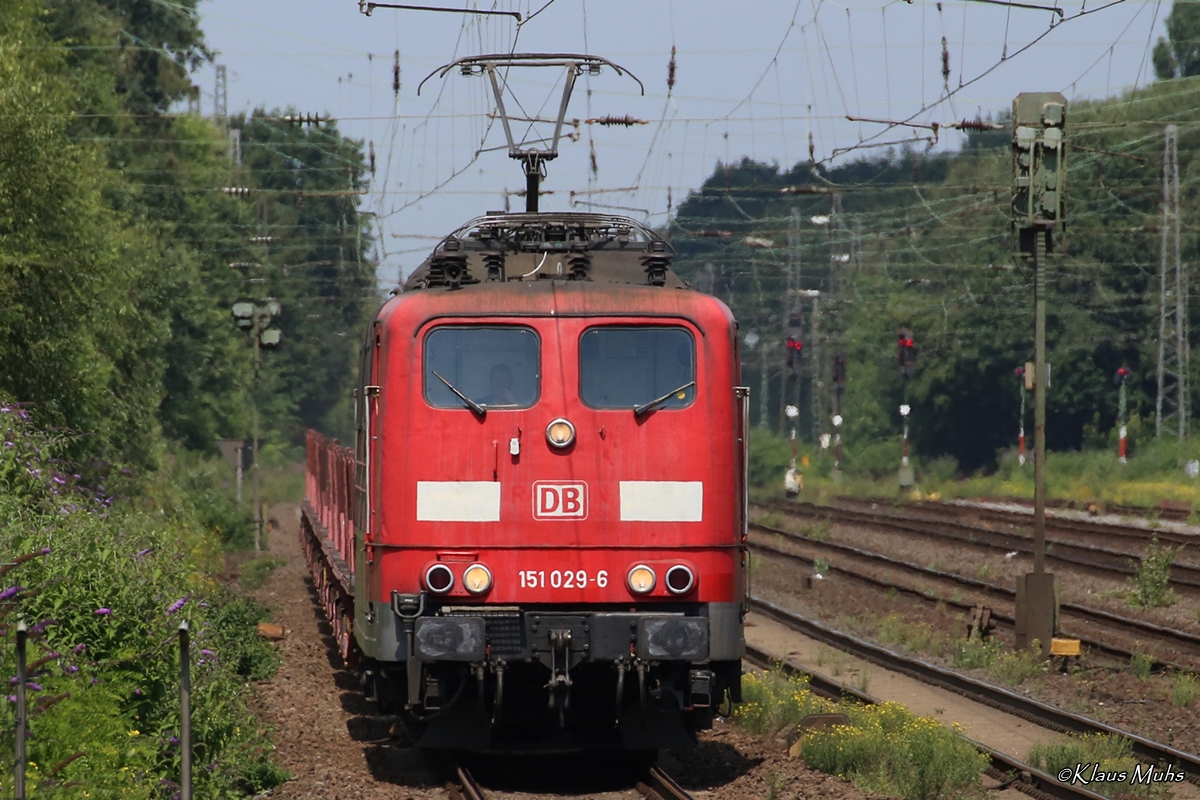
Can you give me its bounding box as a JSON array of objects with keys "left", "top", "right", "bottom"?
[
  {"left": 634, "top": 380, "right": 696, "bottom": 417},
  {"left": 432, "top": 371, "right": 486, "bottom": 417}
]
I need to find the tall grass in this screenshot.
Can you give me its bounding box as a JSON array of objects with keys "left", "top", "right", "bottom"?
[{"left": 1027, "top": 734, "right": 1171, "bottom": 800}]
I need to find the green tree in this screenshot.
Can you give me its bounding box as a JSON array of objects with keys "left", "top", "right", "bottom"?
[
  {"left": 1154, "top": 2, "right": 1200, "bottom": 80},
  {"left": 0, "top": 1, "right": 171, "bottom": 464}
]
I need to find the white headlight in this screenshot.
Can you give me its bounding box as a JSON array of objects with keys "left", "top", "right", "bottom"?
[
  {"left": 627, "top": 564, "right": 656, "bottom": 594},
  {"left": 546, "top": 418, "right": 575, "bottom": 448},
  {"left": 463, "top": 564, "right": 493, "bottom": 594}
]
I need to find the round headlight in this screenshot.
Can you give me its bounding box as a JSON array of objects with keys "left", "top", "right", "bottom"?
[
  {"left": 463, "top": 563, "right": 493, "bottom": 594},
  {"left": 627, "top": 564, "right": 656, "bottom": 594},
  {"left": 425, "top": 563, "right": 454, "bottom": 594},
  {"left": 546, "top": 418, "right": 575, "bottom": 448},
  {"left": 665, "top": 565, "right": 695, "bottom": 595}
]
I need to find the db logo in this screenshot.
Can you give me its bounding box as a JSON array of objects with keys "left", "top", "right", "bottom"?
[{"left": 533, "top": 481, "right": 588, "bottom": 520}]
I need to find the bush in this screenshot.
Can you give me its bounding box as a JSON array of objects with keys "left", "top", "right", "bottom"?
[
  {"left": 0, "top": 400, "right": 286, "bottom": 795},
  {"left": 732, "top": 669, "right": 835, "bottom": 735},
  {"left": 988, "top": 644, "right": 1048, "bottom": 686},
  {"left": 1129, "top": 537, "right": 1182, "bottom": 609},
  {"left": 748, "top": 428, "right": 796, "bottom": 491},
  {"left": 1170, "top": 672, "right": 1200, "bottom": 708},
  {"left": 1130, "top": 650, "right": 1154, "bottom": 680},
  {"left": 798, "top": 700, "right": 988, "bottom": 800},
  {"left": 953, "top": 637, "right": 1001, "bottom": 670}
]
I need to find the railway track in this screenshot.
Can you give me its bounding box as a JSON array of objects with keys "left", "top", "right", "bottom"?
[
  {"left": 763, "top": 500, "right": 1200, "bottom": 591},
  {"left": 443, "top": 761, "right": 697, "bottom": 800},
  {"left": 748, "top": 596, "right": 1200, "bottom": 785},
  {"left": 749, "top": 521, "right": 1200, "bottom": 671},
  {"left": 836, "top": 495, "right": 1200, "bottom": 557},
  {"left": 742, "top": 643, "right": 1110, "bottom": 800}
]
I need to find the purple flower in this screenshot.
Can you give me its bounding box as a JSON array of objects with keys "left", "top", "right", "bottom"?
[
  {"left": 89, "top": 677, "right": 99, "bottom": 685},
  {"left": 169, "top": 736, "right": 180, "bottom": 746},
  {"left": 51, "top": 476, "right": 65, "bottom": 486},
  {"left": 64, "top": 665, "right": 78, "bottom": 674},
  {"left": 73, "top": 644, "right": 86, "bottom": 654},
  {"left": 200, "top": 649, "right": 213, "bottom": 656},
  {"left": 26, "top": 682, "right": 42, "bottom": 692},
  {"left": 198, "top": 602, "right": 210, "bottom": 608},
  {"left": 134, "top": 688, "right": 142, "bottom": 696},
  {"left": 94, "top": 608, "right": 111, "bottom": 616},
  {"left": 6, "top": 695, "right": 14, "bottom": 703},
  {"left": 39, "top": 547, "right": 50, "bottom": 555},
  {"left": 166, "top": 597, "right": 188, "bottom": 616},
  {"left": 3, "top": 442, "right": 12, "bottom": 449},
  {"left": 133, "top": 548, "right": 153, "bottom": 560},
  {"left": 31, "top": 620, "right": 56, "bottom": 634},
  {"left": 0, "top": 586, "right": 24, "bottom": 602}
]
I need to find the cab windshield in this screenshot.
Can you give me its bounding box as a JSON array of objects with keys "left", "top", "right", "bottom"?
[
  {"left": 424, "top": 326, "right": 540, "bottom": 409},
  {"left": 579, "top": 327, "right": 696, "bottom": 409}
]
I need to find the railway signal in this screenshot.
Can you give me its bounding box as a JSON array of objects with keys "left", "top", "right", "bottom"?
[
  {"left": 785, "top": 335, "right": 804, "bottom": 370},
  {"left": 230, "top": 299, "right": 283, "bottom": 551},
  {"left": 1011, "top": 91, "right": 1067, "bottom": 655},
  {"left": 897, "top": 328, "right": 916, "bottom": 378},
  {"left": 1115, "top": 367, "right": 1131, "bottom": 464}
]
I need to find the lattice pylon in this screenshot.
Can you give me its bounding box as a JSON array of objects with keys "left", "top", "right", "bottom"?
[{"left": 1157, "top": 124, "right": 1189, "bottom": 440}]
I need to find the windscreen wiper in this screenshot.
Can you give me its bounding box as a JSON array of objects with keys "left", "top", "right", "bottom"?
[
  {"left": 634, "top": 381, "right": 696, "bottom": 417},
  {"left": 432, "top": 371, "right": 486, "bottom": 417}
]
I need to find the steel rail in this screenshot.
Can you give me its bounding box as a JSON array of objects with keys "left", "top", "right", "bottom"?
[
  {"left": 750, "top": 534, "right": 1187, "bottom": 670},
  {"left": 830, "top": 496, "right": 1200, "bottom": 552},
  {"left": 750, "top": 521, "right": 1200, "bottom": 669},
  {"left": 749, "top": 596, "right": 1200, "bottom": 783},
  {"left": 764, "top": 500, "right": 1200, "bottom": 590},
  {"left": 636, "top": 766, "right": 696, "bottom": 800},
  {"left": 742, "top": 644, "right": 1110, "bottom": 800},
  {"left": 445, "top": 766, "right": 489, "bottom": 800}
]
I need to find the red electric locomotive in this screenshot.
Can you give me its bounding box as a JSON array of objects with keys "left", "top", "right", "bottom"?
[
  {"left": 303, "top": 212, "right": 748, "bottom": 751},
  {"left": 301, "top": 53, "right": 747, "bottom": 753}
]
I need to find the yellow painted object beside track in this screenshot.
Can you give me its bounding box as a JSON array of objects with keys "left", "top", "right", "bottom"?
[{"left": 1049, "top": 638, "right": 1081, "bottom": 657}]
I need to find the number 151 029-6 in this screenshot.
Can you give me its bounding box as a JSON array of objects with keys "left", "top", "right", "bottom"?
[{"left": 518, "top": 569, "right": 608, "bottom": 589}]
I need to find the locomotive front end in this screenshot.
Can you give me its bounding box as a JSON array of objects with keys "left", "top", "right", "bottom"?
[{"left": 346, "top": 214, "right": 747, "bottom": 751}]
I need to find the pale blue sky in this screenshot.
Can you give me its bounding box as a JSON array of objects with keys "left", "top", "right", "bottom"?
[{"left": 196, "top": 0, "right": 1170, "bottom": 285}]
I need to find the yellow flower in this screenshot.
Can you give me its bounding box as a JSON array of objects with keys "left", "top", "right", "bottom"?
[{"left": 127, "top": 730, "right": 139, "bottom": 736}]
